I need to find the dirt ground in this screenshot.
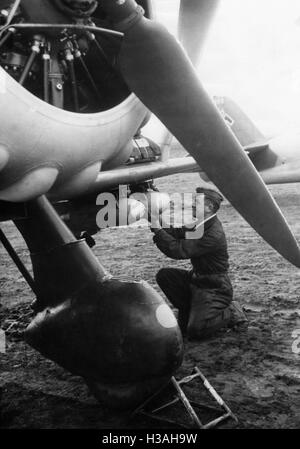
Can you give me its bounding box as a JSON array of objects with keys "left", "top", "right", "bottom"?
[{"left": 0, "top": 157, "right": 300, "bottom": 429}]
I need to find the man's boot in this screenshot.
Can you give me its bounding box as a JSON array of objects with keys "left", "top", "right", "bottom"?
[{"left": 228, "top": 301, "right": 248, "bottom": 329}]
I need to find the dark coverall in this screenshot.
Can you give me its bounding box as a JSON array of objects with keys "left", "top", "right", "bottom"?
[{"left": 153, "top": 215, "right": 233, "bottom": 339}]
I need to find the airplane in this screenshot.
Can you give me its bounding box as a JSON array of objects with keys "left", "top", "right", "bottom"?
[
  {"left": 184, "top": 94, "right": 300, "bottom": 186},
  {"left": 178, "top": 0, "right": 300, "bottom": 188},
  {"left": 0, "top": 0, "right": 300, "bottom": 410}
]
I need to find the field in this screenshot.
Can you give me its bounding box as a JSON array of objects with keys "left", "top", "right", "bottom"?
[{"left": 0, "top": 161, "right": 300, "bottom": 429}]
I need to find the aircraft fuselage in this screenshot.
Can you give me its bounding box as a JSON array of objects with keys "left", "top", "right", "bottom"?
[{"left": 0, "top": 68, "right": 149, "bottom": 202}]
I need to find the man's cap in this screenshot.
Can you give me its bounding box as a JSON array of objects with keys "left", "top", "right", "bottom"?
[{"left": 195, "top": 187, "right": 224, "bottom": 207}]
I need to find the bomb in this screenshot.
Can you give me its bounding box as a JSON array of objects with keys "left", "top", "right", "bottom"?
[{"left": 16, "top": 196, "right": 183, "bottom": 409}]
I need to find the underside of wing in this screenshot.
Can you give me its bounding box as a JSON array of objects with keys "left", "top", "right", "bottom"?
[{"left": 90, "top": 156, "right": 200, "bottom": 193}]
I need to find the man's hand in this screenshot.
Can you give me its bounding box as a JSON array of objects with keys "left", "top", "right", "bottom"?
[
  {"left": 148, "top": 210, "right": 162, "bottom": 233},
  {"left": 151, "top": 226, "right": 162, "bottom": 235}
]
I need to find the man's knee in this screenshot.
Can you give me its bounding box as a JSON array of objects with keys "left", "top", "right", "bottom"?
[
  {"left": 187, "top": 306, "right": 232, "bottom": 340},
  {"left": 187, "top": 287, "right": 233, "bottom": 340},
  {"left": 156, "top": 268, "right": 181, "bottom": 289},
  {"left": 156, "top": 268, "right": 191, "bottom": 313},
  {"left": 156, "top": 268, "right": 169, "bottom": 286}
]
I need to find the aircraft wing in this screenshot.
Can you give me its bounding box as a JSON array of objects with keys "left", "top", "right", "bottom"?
[
  {"left": 244, "top": 141, "right": 269, "bottom": 154},
  {"left": 88, "top": 156, "right": 200, "bottom": 193},
  {"left": 87, "top": 132, "right": 294, "bottom": 193},
  {"left": 85, "top": 140, "right": 270, "bottom": 194}
]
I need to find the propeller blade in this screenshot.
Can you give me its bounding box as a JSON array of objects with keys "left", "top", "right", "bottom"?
[
  {"left": 157, "top": 1, "right": 219, "bottom": 159},
  {"left": 178, "top": 0, "right": 220, "bottom": 66},
  {"left": 99, "top": 1, "right": 300, "bottom": 267},
  {"left": 147, "top": 0, "right": 219, "bottom": 168}
]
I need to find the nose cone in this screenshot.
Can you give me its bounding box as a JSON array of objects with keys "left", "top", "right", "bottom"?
[{"left": 0, "top": 144, "right": 9, "bottom": 172}]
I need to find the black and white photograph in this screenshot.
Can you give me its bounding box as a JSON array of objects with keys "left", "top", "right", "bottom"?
[{"left": 0, "top": 0, "right": 299, "bottom": 433}]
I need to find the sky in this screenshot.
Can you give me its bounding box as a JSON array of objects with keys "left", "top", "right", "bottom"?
[{"left": 153, "top": 0, "right": 300, "bottom": 136}]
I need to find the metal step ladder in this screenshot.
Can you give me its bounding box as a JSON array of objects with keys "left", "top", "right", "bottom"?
[{"left": 132, "top": 366, "right": 238, "bottom": 429}]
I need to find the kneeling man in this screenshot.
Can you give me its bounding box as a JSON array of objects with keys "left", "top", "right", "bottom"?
[{"left": 151, "top": 187, "right": 246, "bottom": 340}]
